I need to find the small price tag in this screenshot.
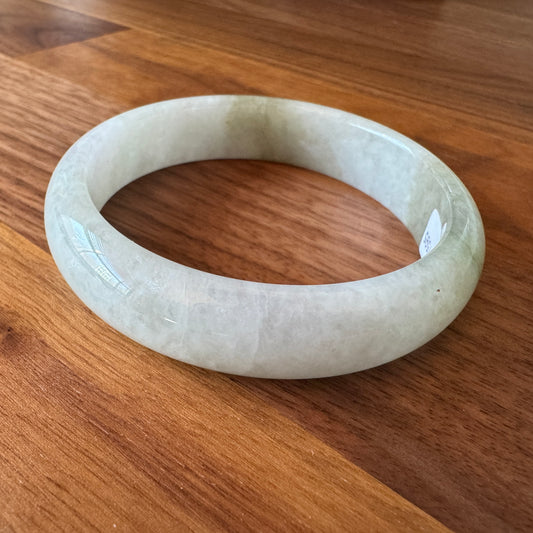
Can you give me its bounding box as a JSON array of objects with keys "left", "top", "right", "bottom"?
[{"left": 419, "top": 209, "right": 445, "bottom": 258}]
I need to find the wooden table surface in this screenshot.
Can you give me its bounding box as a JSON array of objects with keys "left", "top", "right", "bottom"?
[{"left": 1, "top": 1, "right": 531, "bottom": 531}]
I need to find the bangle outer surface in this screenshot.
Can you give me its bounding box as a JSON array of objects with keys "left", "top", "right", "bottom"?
[{"left": 45, "top": 96, "right": 485, "bottom": 378}]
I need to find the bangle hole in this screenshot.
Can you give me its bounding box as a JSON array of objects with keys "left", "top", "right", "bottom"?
[{"left": 101, "top": 160, "right": 419, "bottom": 284}]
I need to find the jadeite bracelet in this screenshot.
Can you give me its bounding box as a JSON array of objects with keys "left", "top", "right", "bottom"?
[{"left": 44, "top": 96, "right": 485, "bottom": 379}]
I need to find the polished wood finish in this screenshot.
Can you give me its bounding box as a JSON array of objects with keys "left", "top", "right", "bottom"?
[
  {"left": 0, "top": 0, "right": 124, "bottom": 57},
  {"left": 1, "top": 1, "right": 532, "bottom": 531},
  {"left": 0, "top": 222, "right": 447, "bottom": 532}
]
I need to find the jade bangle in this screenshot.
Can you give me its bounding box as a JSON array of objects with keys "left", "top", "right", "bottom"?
[{"left": 44, "top": 96, "right": 485, "bottom": 378}]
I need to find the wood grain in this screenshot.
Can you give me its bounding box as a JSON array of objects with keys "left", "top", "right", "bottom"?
[
  {"left": 1, "top": 1, "right": 532, "bottom": 531},
  {"left": 0, "top": 0, "right": 124, "bottom": 57},
  {"left": 18, "top": 26, "right": 531, "bottom": 146},
  {"left": 0, "top": 56, "right": 119, "bottom": 250},
  {"left": 102, "top": 161, "right": 419, "bottom": 284},
  {"left": 37, "top": 0, "right": 533, "bottom": 133},
  {"left": 0, "top": 222, "right": 448, "bottom": 532}
]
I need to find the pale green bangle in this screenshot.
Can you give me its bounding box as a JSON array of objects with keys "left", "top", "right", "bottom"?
[{"left": 45, "top": 96, "right": 485, "bottom": 378}]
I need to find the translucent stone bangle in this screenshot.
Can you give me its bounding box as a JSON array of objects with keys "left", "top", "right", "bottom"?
[{"left": 44, "top": 96, "right": 485, "bottom": 379}]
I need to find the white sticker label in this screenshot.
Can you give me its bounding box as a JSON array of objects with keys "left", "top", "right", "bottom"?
[{"left": 419, "top": 209, "right": 445, "bottom": 258}]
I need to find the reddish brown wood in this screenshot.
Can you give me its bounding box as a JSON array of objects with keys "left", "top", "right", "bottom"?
[
  {"left": 0, "top": 222, "right": 448, "bottom": 532},
  {"left": 36, "top": 0, "right": 533, "bottom": 131},
  {"left": 102, "top": 161, "right": 418, "bottom": 284},
  {"left": 0, "top": 0, "right": 124, "bottom": 57}
]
